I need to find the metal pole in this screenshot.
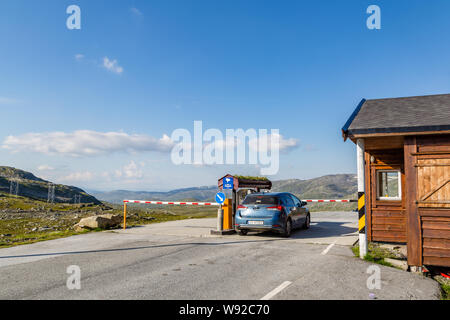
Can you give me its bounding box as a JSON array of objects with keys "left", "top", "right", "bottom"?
[
  {"left": 232, "top": 189, "right": 236, "bottom": 229},
  {"left": 357, "top": 138, "right": 368, "bottom": 258},
  {"left": 123, "top": 202, "right": 127, "bottom": 230},
  {"left": 217, "top": 206, "right": 223, "bottom": 231}
]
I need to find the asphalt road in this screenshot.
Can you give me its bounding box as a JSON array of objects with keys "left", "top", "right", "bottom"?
[{"left": 0, "top": 212, "right": 440, "bottom": 300}]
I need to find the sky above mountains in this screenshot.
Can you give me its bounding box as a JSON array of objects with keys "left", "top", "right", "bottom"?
[{"left": 1, "top": 0, "right": 450, "bottom": 191}]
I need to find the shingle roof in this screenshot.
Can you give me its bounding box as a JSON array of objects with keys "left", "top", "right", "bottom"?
[{"left": 342, "top": 94, "right": 450, "bottom": 137}]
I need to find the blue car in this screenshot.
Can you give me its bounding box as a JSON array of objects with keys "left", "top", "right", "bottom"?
[{"left": 235, "top": 192, "right": 310, "bottom": 237}]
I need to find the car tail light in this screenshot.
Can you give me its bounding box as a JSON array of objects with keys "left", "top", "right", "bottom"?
[
  {"left": 238, "top": 205, "right": 247, "bottom": 209},
  {"left": 267, "top": 205, "right": 283, "bottom": 211}
]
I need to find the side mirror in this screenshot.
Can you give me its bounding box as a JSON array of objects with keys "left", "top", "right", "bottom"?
[{"left": 301, "top": 201, "right": 307, "bottom": 207}]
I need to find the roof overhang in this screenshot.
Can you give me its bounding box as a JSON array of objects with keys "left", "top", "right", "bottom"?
[
  {"left": 342, "top": 98, "right": 366, "bottom": 142},
  {"left": 342, "top": 96, "right": 450, "bottom": 143},
  {"left": 345, "top": 129, "right": 450, "bottom": 144}
]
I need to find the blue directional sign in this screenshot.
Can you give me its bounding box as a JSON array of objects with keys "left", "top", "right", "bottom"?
[
  {"left": 223, "top": 177, "right": 234, "bottom": 190},
  {"left": 215, "top": 192, "right": 226, "bottom": 204}
]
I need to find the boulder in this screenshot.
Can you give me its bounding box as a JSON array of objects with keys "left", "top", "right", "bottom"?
[
  {"left": 74, "top": 214, "right": 122, "bottom": 231},
  {"left": 38, "top": 227, "right": 53, "bottom": 232}
]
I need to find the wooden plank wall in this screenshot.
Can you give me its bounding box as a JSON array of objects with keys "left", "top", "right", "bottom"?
[
  {"left": 404, "top": 136, "right": 421, "bottom": 266},
  {"left": 421, "top": 215, "right": 450, "bottom": 267},
  {"left": 414, "top": 135, "right": 450, "bottom": 267},
  {"left": 365, "top": 137, "right": 406, "bottom": 243}
]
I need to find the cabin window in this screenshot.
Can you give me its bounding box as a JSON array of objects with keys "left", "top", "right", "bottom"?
[{"left": 377, "top": 170, "right": 401, "bottom": 200}]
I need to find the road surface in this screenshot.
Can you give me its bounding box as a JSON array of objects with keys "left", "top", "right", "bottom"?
[{"left": 0, "top": 212, "right": 440, "bottom": 300}]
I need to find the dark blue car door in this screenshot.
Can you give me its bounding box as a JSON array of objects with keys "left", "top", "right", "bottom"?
[
  {"left": 290, "top": 194, "right": 306, "bottom": 226},
  {"left": 282, "top": 195, "right": 296, "bottom": 226}
]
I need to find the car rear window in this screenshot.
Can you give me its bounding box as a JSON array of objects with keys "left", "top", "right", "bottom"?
[{"left": 242, "top": 195, "right": 279, "bottom": 205}]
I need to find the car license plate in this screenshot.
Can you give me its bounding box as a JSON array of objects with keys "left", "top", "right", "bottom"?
[{"left": 248, "top": 220, "right": 264, "bottom": 225}]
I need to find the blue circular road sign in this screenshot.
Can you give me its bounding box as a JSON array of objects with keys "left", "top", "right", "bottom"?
[{"left": 215, "top": 192, "right": 226, "bottom": 204}]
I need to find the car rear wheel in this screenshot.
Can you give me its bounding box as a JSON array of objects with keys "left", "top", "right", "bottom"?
[
  {"left": 238, "top": 229, "right": 248, "bottom": 236},
  {"left": 283, "top": 219, "right": 292, "bottom": 238},
  {"left": 303, "top": 214, "right": 310, "bottom": 229}
]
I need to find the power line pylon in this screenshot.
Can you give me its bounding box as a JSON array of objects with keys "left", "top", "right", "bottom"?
[{"left": 47, "top": 184, "right": 55, "bottom": 203}]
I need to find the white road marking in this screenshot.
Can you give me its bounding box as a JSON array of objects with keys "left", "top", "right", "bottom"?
[
  {"left": 321, "top": 240, "right": 338, "bottom": 255},
  {"left": 260, "top": 281, "right": 292, "bottom": 300}
]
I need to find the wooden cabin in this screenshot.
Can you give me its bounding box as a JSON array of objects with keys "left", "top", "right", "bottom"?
[{"left": 342, "top": 94, "right": 450, "bottom": 269}]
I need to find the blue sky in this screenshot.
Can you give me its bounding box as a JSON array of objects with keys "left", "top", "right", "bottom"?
[{"left": 1, "top": 0, "right": 450, "bottom": 191}]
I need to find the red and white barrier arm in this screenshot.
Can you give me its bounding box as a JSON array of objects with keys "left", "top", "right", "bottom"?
[
  {"left": 123, "top": 200, "right": 221, "bottom": 206},
  {"left": 123, "top": 199, "right": 356, "bottom": 205},
  {"left": 305, "top": 199, "right": 357, "bottom": 203}
]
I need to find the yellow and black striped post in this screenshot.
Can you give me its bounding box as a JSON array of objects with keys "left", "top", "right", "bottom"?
[
  {"left": 356, "top": 139, "right": 367, "bottom": 258},
  {"left": 358, "top": 192, "right": 365, "bottom": 234}
]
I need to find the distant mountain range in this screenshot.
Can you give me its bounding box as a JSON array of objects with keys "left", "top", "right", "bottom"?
[
  {"left": 0, "top": 166, "right": 101, "bottom": 204},
  {"left": 271, "top": 174, "right": 357, "bottom": 199},
  {"left": 0, "top": 166, "right": 357, "bottom": 206},
  {"left": 90, "top": 186, "right": 219, "bottom": 204},
  {"left": 91, "top": 174, "right": 357, "bottom": 204}
]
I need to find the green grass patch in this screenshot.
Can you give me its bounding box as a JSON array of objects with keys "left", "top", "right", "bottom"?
[
  {"left": 440, "top": 282, "right": 450, "bottom": 300},
  {"left": 433, "top": 277, "right": 450, "bottom": 300},
  {"left": 233, "top": 175, "right": 269, "bottom": 181},
  {"left": 0, "top": 192, "right": 104, "bottom": 212},
  {"left": 0, "top": 229, "right": 91, "bottom": 248},
  {"left": 352, "top": 243, "right": 398, "bottom": 267}
]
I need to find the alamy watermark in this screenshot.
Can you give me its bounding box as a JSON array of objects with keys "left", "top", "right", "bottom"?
[
  {"left": 65, "top": 5, "right": 380, "bottom": 31},
  {"left": 366, "top": 265, "right": 381, "bottom": 290},
  {"left": 170, "top": 121, "right": 283, "bottom": 175},
  {"left": 367, "top": 5, "right": 381, "bottom": 30},
  {"left": 66, "top": 265, "right": 81, "bottom": 290},
  {"left": 66, "top": 5, "right": 81, "bottom": 30}
]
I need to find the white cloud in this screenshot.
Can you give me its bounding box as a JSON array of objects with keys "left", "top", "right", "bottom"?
[
  {"left": 75, "top": 54, "right": 84, "bottom": 61},
  {"left": 303, "top": 144, "right": 318, "bottom": 152},
  {"left": 0, "top": 97, "right": 21, "bottom": 105},
  {"left": 276, "top": 134, "right": 299, "bottom": 152},
  {"left": 248, "top": 133, "right": 299, "bottom": 153},
  {"left": 37, "top": 165, "right": 55, "bottom": 171},
  {"left": 214, "top": 136, "right": 241, "bottom": 149},
  {"left": 115, "top": 160, "right": 144, "bottom": 179},
  {"left": 103, "top": 57, "right": 123, "bottom": 74},
  {"left": 2, "top": 130, "right": 174, "bottom": 157},
  {"left": 202, "top": 133, "right": 297, "bottom": 154},
  {"left": 56, "top": 161, "right": 146, "bottom": 186},
  {"left": 60, "top": 171, "right": 94, "bottom": 183},
  {"left": 130, "top": 7, "right": 142, "bottom": 16}
]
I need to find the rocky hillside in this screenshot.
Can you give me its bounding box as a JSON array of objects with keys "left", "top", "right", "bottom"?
[
  {"left": 271, "top": 174, "right": 357, "bottom": 199},
  {"left": 92, "top": 174, "right": 357, "bottom": 204},
  {"left": 0, "top": 166, "right": 101, "bottom": 204}
]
